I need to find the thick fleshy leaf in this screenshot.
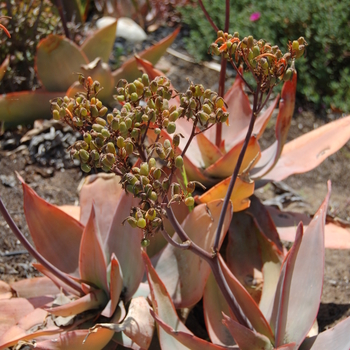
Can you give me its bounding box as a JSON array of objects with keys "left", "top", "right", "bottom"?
[
  {"left": 35, "top": 34, "right": 88, "bottom": 91},
  {"left": 267, "top": 206, "right": 350, "bottom": 249},
  {"left": 270, "top": 182, "right": 331, "bottom": 348},
  {"left": 152, "top": 200, "right": 232, "bottom": 308},
  {"left": 222, "top": 314, "right": 273, "bottom": 350},
  {"left": 227, "top": 213, "right": 263, "bottom": 303},
  {"left": 58, "top": 205, "right": 80, "bottom": 221},
  {"left": 104, "top": 191, "right": 144, "bottom": 301},
  {"left": 112, "top": 27, "right": 180, "bottom": 85},
  {"left": 144, "top": 252, "right": 227, "bottom": 349},
  {"left": 219, "top": 255, "right": 274, "bottom": 341},
  {"left": 299, "top": 316, "right": 350, "bottom": 350},
  {"left": 35, "top": 328, "right": 114, "bottom": 350},
  {"left": 0, "top": 55, "right": 9, "bottom": 81},
  {"left": 0, "top": 308, "right": 61, "bottom": 349},
  {"left": 21, "top": 179, "right": 83, "bottom": 275},
  {"left": 197, "top": 175, "right": 254, "bottom": 212},
  {"left": 79, "top": 205, "right": 109, "bottom": 292},
  {"left": 152, "top": 311, "right": 232, "bottom": 349},
  {"left": 262, "top": 115, "right": 350, "bottom": 182},
  {"left": 81, "top": 19, "right": 117, "bottom": 62},
  {"left": 203, "top": 272, "right": 235, "bottom": 346},
  {"left": 112, "top": 331, "right": 142, "bottom": 349},
  {"left": 251, "top": 73, "right": 297, "bottom": 179},
  {"left": 0, "top": 91, "right": 62, "bottom": 125},
  {"left": 204, "top": 136, "right": 260, "bottom": 178},
  {"left": 102, "top": 253, "right": 123, "bottom": 318},
  {"left": 0, "top": 281, "right": 12, "bottom": 300},
  {"left": 79, "top": 173, "right": 124, "bottom": 242},
  {"left": 10, "top": 276, "right": 60, "bottom": 299},
  {"left": 66, "top": 58, "right": 115, "bottom": 105},
  {"left": 47, "top": 290, "right": 108, "bottom": 317},
  {"left": 196, "top": 131, "right": 223, "bottom": 168}
]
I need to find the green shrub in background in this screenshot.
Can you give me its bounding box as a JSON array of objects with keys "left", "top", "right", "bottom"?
[{"left": 179, "top": 0, "right": 350, "bottom": 112}]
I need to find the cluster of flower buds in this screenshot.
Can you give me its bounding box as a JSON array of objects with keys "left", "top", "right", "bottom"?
[
  {"left": 210, "top": 31, "right": 307, "bottom": 92},
  {"left": 179, "top": 82, "right": 229, "bottom": 127}
]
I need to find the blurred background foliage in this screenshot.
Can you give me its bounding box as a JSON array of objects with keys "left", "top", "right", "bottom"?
[{"left": 179, "top": 0, "right": 350, "bottom": 113}]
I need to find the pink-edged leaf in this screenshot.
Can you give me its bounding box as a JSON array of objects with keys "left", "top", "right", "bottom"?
[
  {"left": 20, "top": 178, "right": 83, "bottom": 275},
  {"left": 218, "top": 255, "right": 274, "bottom": 342},
  {"left": 0, "top": 308, "right": 61, "bottom": 349},
  {"left": 247, "top": 196, "right": 283, "bottom": 252},
  {"left": 270, "top": 182, "right": 331, "bottom": 348},
  {"left": 299, "top": 316, "right": 350, "bottom": 350},
  {"left": 143, "top": 251, "right": 190, "bottom": 349},
  {"left": 204, "top": 136, "right": 261, "bottom": 178},
  {"left": 262, "top": 115, "right": 350, "bottom": 182},
  {"left": 79, "top": 173, "right": 124, "bottom": 243},
  {"left": 267, "top": 206, "right": 350, "bottom": 249},
  {"left": 153, "top": 200, "right": 232, "bottom": 308},
  {"left": 35, "top": 34, "right": 88, "bottom": 91},
  {"left": 0, "top": 55, "right": 9, "bottom": 81},
  {"left": 0, "top": 281, "right": 12, "bottom": 300},
  {"left": 196, "top": 131, "right": 223, "bottom": 168},
  {"left": 67, "top": 58, "right": 115, "bottom": 105},
  {"left": 102, "top": 253, "right": 123, "bottom": 318},
  {"left": 47, "top": 289, "right": 108, "bottom": 317},
  {"left": 0, "top": 298, "right": 35, "bottom": 337},
  {"left": 35, "top": 328, "right": 114, "bottom": 350},
  {"left": 10, "top": 276, "right": 60, "bottom": 299},
  {"left": 104, "top": 191, "right": 144, "bottom": 301},
  {"left": 276, "top": 344, "right": 297, "bottom": 350},
  {"left": 222, "top": 314, "right": 273, "bottom": 350},
  {"left": 122, "top": 297, "right": 154, "bottom": 349},
  {"left": 251, "top": 73, "right": 297, "bottom": 179},
  {"left": 151, "top": 310, "right": 232, "bottom": 349},
  {"left": 226, "top": 213, "right": 263, "bottom": 303},
  {"left": 0, "top": 90, "right": 62, "bottom": 125},
  {"left": 112, "top": 331, "right": 142, "bottom": 349},
  {"left": 112, "top": 27, "right": 180, "bottom": 85},
  {"left": 79, "top": 204, "right": 109, "bottom": 292},
  {"left": 81, "top": 19, "right": 117, "bottom": 63},
  {"left": 32, "top": 263, "right": 80, "bottom": 297},
  {"left": 197, "top": 176, "right": 254, "bottom": 212},
  {"left": 144, "top": 252, "right": 228, "bottom": 349},
  {"left": 203, "top": 272, "right": 236, "bottom": 346}
]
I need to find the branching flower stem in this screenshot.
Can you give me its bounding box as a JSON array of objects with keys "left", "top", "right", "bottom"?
[
  {"left": 197, "top": 0, "right": 219, "bottom": 32},
  {"left": 213, "top": 84, "right": 261, "bottom": 252},
  {"left": 0, "top": 197, "right": 84, "bottom": 295},
  {"left": 165, "top": 200, "right": 253, "bottom": 330}
]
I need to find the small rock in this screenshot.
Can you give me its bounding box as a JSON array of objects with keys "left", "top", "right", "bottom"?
[
  {"left": 96, "top": 16, "right": 147, "bottom": 43},
  {"left": 0, "top": 174, "right": 16, "bottom": 188}
]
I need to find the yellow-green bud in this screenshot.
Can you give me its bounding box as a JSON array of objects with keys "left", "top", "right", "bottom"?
[
  {"left": 185, "top": 196, "right": 195, "bottom": 207},
  {"left": 145, "top": 209, "right": 156, "bottom": 221},
  {"left": 149, "top": 191, "right": 158, "bottom": 202},
  {"left": 202, "top": 104, "right": 212, "bottom": 114},
  {"left": 175, "top": 155, "right": 184, "bottom": 168},
  {"left": 101, "top": 129, "right": 110, "bottom": 138},
  {"left": 148, "top": 158, "right": 156, "bottom": 168},
  {"left": 81, "top": 163, "right": 91, "bottom": 173},
  {"left": 166, "top": 122, "right": 176, "bottom": 134},
  {"left": 111, "top": 118, "right": 119, "bottom": 131},
  {"left": 106, "top": 142, "right": 116, "bottom": 154},
  {"left": 83, "top": 133, "right": 92, "bottom": 144},
  {"left": 96, "top": 117, "right": 107, "bottom": 126},
  {"left": 127, "top": 217, "right": 138, "bottom": 228},
  {"left": 140, "top": 162, "right": 149, "bottom": 176},
  {"left": 199, "top": 111, "right": 209, "bottom": 124},
  {"left": 164, "top": 139, "right": 171, "bottom": 149},
  {"left": 92, "top": 123, "right": 103, "bottom": 133},
  {"left": 283, "top": 68, "right": 294, "bottom": 81},
  {"left": 142, "top": 74, "right": 150, "bottom": 86},
  {"left": 141, "top": 238, "right": 150, "bottom": 247},
  {"left": 79, "top": 149, "right": 90, "bottom": 161},
  {"left": 117, "top": 136, "right": 125, "bottom": 149},
  {"left": 119, "top": 121, "right": 127, "bottom": 133},
  {"left": 99, "top": 107, "right": 108, "bottom": 117},
  {"left": 53, "top": 109, "right": 60, "bottom": 120},
  {"left": 137, "top": 218, "right": 147, "bottom": 229},
  {"left": 153, "top": 168, "right": 161, "bottom": 180}
]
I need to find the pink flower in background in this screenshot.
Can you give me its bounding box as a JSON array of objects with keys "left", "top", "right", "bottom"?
[{"left": 250, "top": 12, "right": 261, "bottom": 21}]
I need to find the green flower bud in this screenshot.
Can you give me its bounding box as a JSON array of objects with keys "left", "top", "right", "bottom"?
[
  {"left": 101, "top": 129, "right": 110, "bottom": 138},
  {"left": 127, "top": 217, "right": 138, "bottom": 228},
  {"left": 130, "top": 92, "right": 139, "bottom": 102},
  {"left": 111, "top": 118, "right": 119, "bottom": 131},
  {"left": 142, "top": 114, "right": 149, "bottom": 122},
  {"left": 148, "top": 157, "right": 156, "bottom": 168},
  {"left": 131, "top": 128, "right": 140, "bottom": 140},
  {"left": 83, "top": 133, "right": 92, "bottom": 144},
  {"left": 96, "top": 117, "right": 107, "bottom": 126},
  {"left": 153, "top": 168, "right": 161, "bottom": 180},
  {"left": 99, "top": 107, "right": 108, "bottom": 117},
  {"left": 164, "top": 139, "right": 171, "bottom": 149},
  {"left": 80, "top": 107, "right": 88, "bottom": 117},
  {"left": 141, "top": 238, "right": 150, "bottom": 247},
  {"left": 283, "top": 68, "right": 294, "bottom": 81},
  {"left": 81, "top": 163, "right": 91, "bottom": 173},
  {"left": 155, "top": 128, "right": 161, "bottom": 135},
  {"left": 116, "top": 95, "right": 125, "bottom": 103},
  {"left": 185, "top": 196, "right": 195, "bottom": 207},
  {"left": 149, "top": 191, "right": 158, "bottom": 202},
  {"left": 137, "top": 218, "right": 147, "bottom": 229},
  {"left": 106, "top": 142, "right": 116, "bottom": 154},
  {"left": 53, "top": 109, "right": 60, "bottom": 120},
  {"left": 95, "top": 136, "right": 104, "bottom": 148},
  {"left": 91, "top": 149, "right": 99, "bottom": 160},
  {"left": 142, "top": 74, "right": 150, "bottom": 86},
  {"left": 162, "top": 178, "right": 170, "bottom": 191},
  {"left": 199, "top": 111, "right": 209, "bottom": 124},
  {"left": 175, "top": 155, "right": 184, "bottom": 168},
  {"left": 166, "top": 122, "right": 176, "bottom": 134},
  {"left": 117, "top": 136, "right": 125, "bottom": 149},
  {"left": 107, "top": 113, "right": 114, "bottom": 124},
  {"left": 140, "top": 162, "right": 149, "bottom": 176},
  {"left": 119, "top": 121, "right": 127, "bottom": 133},
  {"left": 202, "top": 104, "right": 212, "bottom": 114},
  {"left": 125, "top": 118, "right": 132, "bottom": 130},
  {"left": 79, "top": 149, "right": 90, "bottom": 161},
  {"left": 92, "top": 123, "right": 103, "bottom": 133},
  {"left": 292, "top": 40, "right": 299, "bottom": 51},
  {"left": 145, "top": 209, "right": 156, "bottom": 221}
]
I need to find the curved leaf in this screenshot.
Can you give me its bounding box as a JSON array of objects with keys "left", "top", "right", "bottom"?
[
  {"left": 153, "top": 200, "right": 232, "bottom": 308},
  {"left": 251, "top": 73, "right": 297, "bottom": 179},
  {"left": 204, "top": 136, "right": 260, "bottom": 178},
  {"left": 79, "top": 173, "right": 124, "bottom": 243},
  {"left": 21, "top": 179, "right": 83, "bottom": 275},
  {"left": 105, "top": 192, "right": 144, "bottom": 301},
  {"left": 35, "top": 34, "right": 88, "bottom": 91},
  {"left": 222, "top": 314, "right": 273, "bottom": 350},
  {"left": 196, "top": 131, "right": 223, "bottom": 168},
  {"left": 79, "top": 205, "right": 108, "bottom": 292},
  {"left": 262, "top": 115, "right": 350, "bottom": 182},
  {"left": 203, "top": 272, "right": 235, "bottom": 346},
  {"left": 0, "top": 90, "right": 62, "bottom": 125},
  {"left": 81, "top": 19, "right": 117, "bottom": 62},
  {"left": 0, "top": 281, "right": 11, "bottom": 300},
  {"left": 112, "top": 27, "right": 180, "bottom": 85},
  {"left": 270, "top": 182, "right": 331, "bottom": 348},
  {"left": 197, "top": 175, "right": 254, "bottom": 212}
]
